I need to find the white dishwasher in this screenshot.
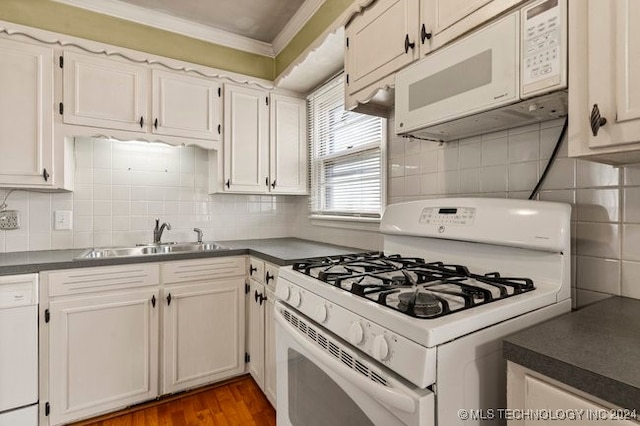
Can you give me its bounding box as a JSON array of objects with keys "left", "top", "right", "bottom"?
[{"left": 0, "top": 274, "right": 38, "bottom": 426}]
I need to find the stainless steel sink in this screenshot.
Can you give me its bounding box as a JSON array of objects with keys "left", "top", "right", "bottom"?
[{"left": 76, "top": 242, "right": 230, "bottom": 259}]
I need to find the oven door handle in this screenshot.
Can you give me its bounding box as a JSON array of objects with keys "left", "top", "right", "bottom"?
[{"left": 276, "top": 311, "right": 416, "bottom": 414}]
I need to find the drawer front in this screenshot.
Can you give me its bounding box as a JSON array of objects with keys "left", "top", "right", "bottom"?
[
  {"left": 264, "top": 263, "right": 279, "bottom": 291},
  {"left": 248, "top": 257, "right": 265, "bottom": 284},
  {"left": 162, "top": 257, "right": 245, "bottom": 284},
  {"left": 47, "top": 264, "right": 159, "bottom": 296}
]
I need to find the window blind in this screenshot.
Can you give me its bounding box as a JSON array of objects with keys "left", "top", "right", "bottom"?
[{"left": 308, "top": 75, "right": 386, "bottom": 219}]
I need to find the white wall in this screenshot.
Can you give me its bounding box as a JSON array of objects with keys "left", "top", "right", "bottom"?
[{"left": 0, "top": 138, "right": 299, "bottom": 251}]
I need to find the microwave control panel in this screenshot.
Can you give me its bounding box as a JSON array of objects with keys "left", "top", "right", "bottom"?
[{"left": 521, "top": 0, "right": 566, "bottom": 95}]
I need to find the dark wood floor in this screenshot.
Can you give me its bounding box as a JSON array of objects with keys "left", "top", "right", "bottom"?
[{"left": 71, "top": 376, "right": 276, "bottom": 426}]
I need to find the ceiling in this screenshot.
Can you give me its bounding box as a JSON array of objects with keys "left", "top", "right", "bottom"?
[{"left": 118, "top": 0, "right": 306, "bottom": 43}]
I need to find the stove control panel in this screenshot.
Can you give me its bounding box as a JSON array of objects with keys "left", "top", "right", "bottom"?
[{"left": 419, "top": 207, "right": 476, "bottom": 226}]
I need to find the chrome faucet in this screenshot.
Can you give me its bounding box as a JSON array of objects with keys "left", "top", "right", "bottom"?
[
  {"left": 153, "top": 218, "right": 171, "bottom": 244},
  {"left": 193, "top": 228, "right": 203, "bottom": 243}
]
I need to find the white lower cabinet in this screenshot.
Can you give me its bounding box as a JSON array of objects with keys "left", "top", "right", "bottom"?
[
  {"left": 48, "top": 288, "right": 159, "bottom": 426},
  {"left": 162, "top": 278, "right": 245, "bottom": 394},
  {"left": 42, "top": 257, "right": 246, "bottom": 425},
  {"left": 246, "top": 258, "right": 277, "bottom": 407}
]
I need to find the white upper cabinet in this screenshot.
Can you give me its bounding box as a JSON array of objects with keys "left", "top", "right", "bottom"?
[
  {"left": 222, "top": 85, "right": 307, "bottom": 194},
  {"left": 223, "top": 84, "right": 270, "bottom": 193},
  {"left": 151, "top": 70, "right": 221, "bottom": 142},
  {"left": 0, "top": 39, "right": 54, "bottom": 187},
  {"left": 569, "top": 0, "right": 640, "bottom": 164},
  {"left": 420, "top": 0, "right": 523, "bottom": 54},
  {"left": 63, "top": 51, "right": 148, "bottom": 133},
  {"left": 345, "top": 0, "right": 420, "bottom": 97},
  {"left": 269, "top": 94, "right": 307, "bottom": 194}
]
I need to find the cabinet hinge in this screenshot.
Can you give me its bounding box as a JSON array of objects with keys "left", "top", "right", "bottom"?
[
  {"left": 45, "top": 402, "right": 50, "bottom": 416},
  {"left": 346, "top": 37, "right": 349, "bottom": 48},
  {"left": 44, "top": 309, "right": 50, "bottom": 323},
  {"left": 266, "top": 96, "right": 269, "bottom": 106},
  {"left": 245, "top": 352, "right": 250, "bottom": 363},
  {"left": 59, "top": 56, "right": 63, "bottom": 68},
  {"left": 218, "top": 87, "right": 221, "bottom": 97},
  {"left": 58, "top": 102, "right": 63, "bottom": 115},
  {"left": 245, "top": 282, "right": 250, "bottom": 294}
]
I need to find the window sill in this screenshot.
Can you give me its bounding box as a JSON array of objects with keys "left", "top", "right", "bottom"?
[{"left": 308, "top": 215, "right": 381, "bottom": 232}]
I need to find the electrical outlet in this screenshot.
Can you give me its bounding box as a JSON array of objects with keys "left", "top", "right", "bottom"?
[{"left": 0, "top": 210, "right": 20, "bottom": 230}]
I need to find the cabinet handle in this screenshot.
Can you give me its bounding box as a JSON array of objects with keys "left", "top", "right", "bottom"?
[
  {"left": 590, "top": 104, "right": 607, "bottom": 136},
  {"left": 249, "top": 265, "right": 257, "bottom": 275},
  {"left": 166, "top": 293, "right": 172, "bottom": 306},
  {"left": 254, "top": 290, "right": 261, "bottom": 303},
  {"left": 404, "top": 34, "right": 415, "bottom": 54},
  {"left": 42, "top": 168, "right": 50, "bottom": 182},
  {"left": 265, "top": 177, "right": 269, "bottom": 187},
  {"left": 154, "top": 118, "right": 158, "bottom": 129},
  {"left": 139, "top": 116, "right": 144, "bottom": 128},
  {"left": 421, "top": 24, "right": 432, "bottom": 44},
  {"left": 266, "top": 272, "right": 274, "bottom": 283},
  {"left": 271, "top": 179, "right": 276, "bottom": 189},
  {"left": 151, "top": 295, "right": 156, "bottom": 308},
  {"left": 260, "top": 294, "right": 267, "bottom": 306},
  {"left": 225, "top": 179, "right": 230, "bottom": 188}
]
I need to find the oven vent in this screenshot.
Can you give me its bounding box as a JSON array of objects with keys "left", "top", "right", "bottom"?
[{"left": 281, "top": 308, "right": 389, "bottom": 387}]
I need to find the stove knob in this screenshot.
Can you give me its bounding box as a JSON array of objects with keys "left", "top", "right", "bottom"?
[
  {"left": 290, "top": 290, "right": 302, "bottom": 308},
  {"left": 372, "top": 335, "right": 390, "bottom": 361},
  {"left": 314, "top": 304, "right": 328, "bottom": 323},
  {"left": 348, "top": 322, "right": 365, "bottom": 345},
  {"left": 279, "top": 285, "right": 291, "bottom": 301}
]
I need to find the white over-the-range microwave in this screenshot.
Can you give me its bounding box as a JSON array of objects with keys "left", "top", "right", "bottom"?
[{"left": 395, "top": 0, "right": 567, "bottom": 142}]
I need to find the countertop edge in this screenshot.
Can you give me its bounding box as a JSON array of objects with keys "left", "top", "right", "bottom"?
[{"left": 504, "top": 340, "right": 640, "bottom": 412}]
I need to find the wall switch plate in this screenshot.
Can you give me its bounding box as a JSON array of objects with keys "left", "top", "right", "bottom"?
[
  {"left": 0, "top": 210, "right": 20, "bottom": 230},
  {"left": 54, "top": 210, "right": 73, "bottom": 230}
]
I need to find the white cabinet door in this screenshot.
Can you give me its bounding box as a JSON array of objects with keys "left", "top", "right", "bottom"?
[
  {"left": 223, "top": 84, "right": 269, "bottom": 193},
  {"left": 151, "top": 70, "right": 221, "bottom": 144},
  {"left": 263, "top": 286, "right": 277, "bottom": 407},
  {"left": 269, "top": 94, "right": 307, "bottom": 194},
  {"left": 0, "top": 39, "right": 54, "bottom": 187},
  {"left": 49, "top": 289, "right": 159, "bottom": 426},
  {"left": 345, "top": 0, "right": 420, "bottom": 96},
  {"left": 162, "top": 278, "right": 245, "bottom": 394},
  {"left": 63, "top": 51, "right": 148, "bottom": 132},
  {"left": 247, "top": 279, "right": 265, "bottom": 389},
  {"left": 586, "top": 0, "right": 640, "bottom": 149},
  {"left": 421, "top": 0, "right": 522, "bottom": 54}
]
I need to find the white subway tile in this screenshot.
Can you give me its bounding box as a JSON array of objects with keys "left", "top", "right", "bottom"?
[
  {"left": 576, "top": 222, "right": 620, "bottom": 258},
  {"left": 623, "top": 187, "right": 640, "bottom": 223},
  {"left": 540, "top": 125, "right": 567, "bottom": 160},
  {"left": 575, "top": 256, "right": 620, "bottom": 294},
  {"left": 404, "top": 139, "right": 421, "bottom": 156},
  {"left": 93, "top": 185, "right": 112, "bottom": 201},
  {"left": 404, "top": 154, "right": 420, "bottom": 176},
  {"left": 390, "top": 177, "right": 405, "bottom": 197},
  {"left": 576, "top": 160, "right": 620, "bottom": 188},
  {"left": 460, "top": 169, "right": 480, "bottom": 194},
  {"left": 508, "top": 123, "right": 540, "bottom": 136},
  {"left": 437, "top": 147, "right": 459, "bottom": 171},
  {"left": 621, "top": 261, "right": 640, "bottom": 299},
  {"left": 29, "top": 233, "right": 51, "bottom": 251},
  {"left": 508, "top": 161, "right": 538, "bottom": 192},
  {"left": 622, "top": 224, "right": 640, "bottom": 261},
  {"left": 577, "top": 188, "right": 619, "bottom": 223},
  {"left": 5, "top": 233, "right": 28, "bottom": 252},
  {"left": 508, "top": 131, "right": 539, "bottom": 163},
  {"left": 575, "top": 289, "right": 613, "bottom": 309},
  {"left": 420, "top": 173, "right": 438, "bottom": 195},
  {"left": 540, "top": 157, "right": 575, "bottom": 190},
  {"left": 481, "top": 137, "right": 507, "bottom": 166},
  {"left": 437, "top": 171, "right": 459, "bottom": 194},
  {"left": 51, "top": 232, "right": 73, "bottom": 250},
  {"left": 459, "top": 143, "right": 481, "bottom": 169},
  {"left": 623, "top": 167, "right": 640, "bottom": 186},
  {"left": 480, "top": 166, "right": 507, "bottom": 193},
  {"left": 73, "top": 232, "right": 93, "bottom": 249},
  {"left": 405, "top": 175, "right": 421, "bottom": 196},
  {"left": 389, "top": 157, "right": 405, "bottom": 178},
  {"left": 93, "top": 201, "right": 112, "bottom": 216},
  {"left": 420, "top": 151, "right": 438, "bottom": 173}
]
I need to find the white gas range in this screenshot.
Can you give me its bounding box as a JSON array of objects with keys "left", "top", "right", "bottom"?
[{"left": 274, "top": 198, "right": 571, "bottom": 426}]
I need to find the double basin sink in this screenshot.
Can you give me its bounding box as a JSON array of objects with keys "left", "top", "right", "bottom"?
[{"left": 77, "top": 242, "right": 230, "bottom": 259}]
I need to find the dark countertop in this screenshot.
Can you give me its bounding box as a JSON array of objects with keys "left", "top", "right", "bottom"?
[
  {"left": 0, "top": 238, "right": 366, "bottom": 275},
  {"left": 503, "top": 296, "right": 640, "bottom": 411}
]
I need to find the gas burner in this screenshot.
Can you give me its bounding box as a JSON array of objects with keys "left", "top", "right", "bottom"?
[{"left": 293, "top": 252, "right": 535, "bottom": 319}]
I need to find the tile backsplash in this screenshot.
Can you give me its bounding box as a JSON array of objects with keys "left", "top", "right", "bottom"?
[
  {"left": 0, "top": 138, "right": 298, "bottom": 252},
  {"left": 387, "top": 115, "right": 640, "bottom": 307}
]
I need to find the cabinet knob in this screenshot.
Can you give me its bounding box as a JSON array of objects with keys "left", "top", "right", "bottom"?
[
  {"left": 151, "top": 294, "right": 156, "bottom": 308},
  {"left": 139, "top": 116, "right": 144, "bottom": 128},
  {"left": 590, "top": 104, "right": 607, "bottom": 136},
  {"left": 271, "top": 179, "right": 276, "bottom": 189},
  {"left": 249, "top": 265, "right": 257, "bottom": 275},
  {"left": 404, "top": 34, "right": 416, "bottom": 54},
  {"left": 225, "top": 179, "right": 230, "bottom": 188},
  {"left": 166, "top": 293, "right": 172, "bottom": 306},
  {"left": 42, "top": 168, "right": 50, "bottom": 182},
  {"left": 254, "top": 290, "right": 261, "bottom": 303},
  {"left": 154, "top": 118, "right": 158, "bottom": 129},
  {"left": 266, "top": 272, "right": 274, "bottom": 283},
  {"left": 265, "top": 177, "right": 269, "bottom": 187},
  {"left": 421, "top": 24, "right": 432, "bottom": 44}
]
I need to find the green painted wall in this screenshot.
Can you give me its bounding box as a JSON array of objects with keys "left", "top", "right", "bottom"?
[
  {"left": 0, "top": 0, "right": 274, "bottom": 80},
  {"left": 275, "top": 0, "right": 354, "bottom": 77}
]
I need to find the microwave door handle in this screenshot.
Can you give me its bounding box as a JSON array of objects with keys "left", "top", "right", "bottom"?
[{"left": 275, "top": 310, "right": 416, "bottom": 414}]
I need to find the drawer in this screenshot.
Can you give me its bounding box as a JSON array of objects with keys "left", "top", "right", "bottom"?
[
  {"left": 248, "top": 257, "right": 265, "bottom": 284},
  {"left": 264, "top": 263, "right": 279, "bottom": 291},
  {"left": 46, "top": 264, "right": 159, "bottom": 296},
  {"left": 162, "top": 257, "right": 245, "bottom": 284}
]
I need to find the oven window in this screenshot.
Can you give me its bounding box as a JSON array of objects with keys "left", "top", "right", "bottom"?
[{"left": 288, "top": 348, "right": 375, "bottom": 426}]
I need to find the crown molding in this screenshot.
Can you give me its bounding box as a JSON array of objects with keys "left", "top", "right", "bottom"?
[
  {"left": 52, "top": 0, "right": 275, "bottom": 57},
  {"left": 272, "top": 0, "right": 325, "bottom": 55}
]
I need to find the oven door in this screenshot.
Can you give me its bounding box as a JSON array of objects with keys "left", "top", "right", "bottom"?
[{"left": 275, "top": 302, "right": 434, "bottom": 426}]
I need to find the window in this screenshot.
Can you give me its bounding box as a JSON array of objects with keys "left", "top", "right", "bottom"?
[{"left": 307, "top": 75, "right": 386, "bottom": 221}]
